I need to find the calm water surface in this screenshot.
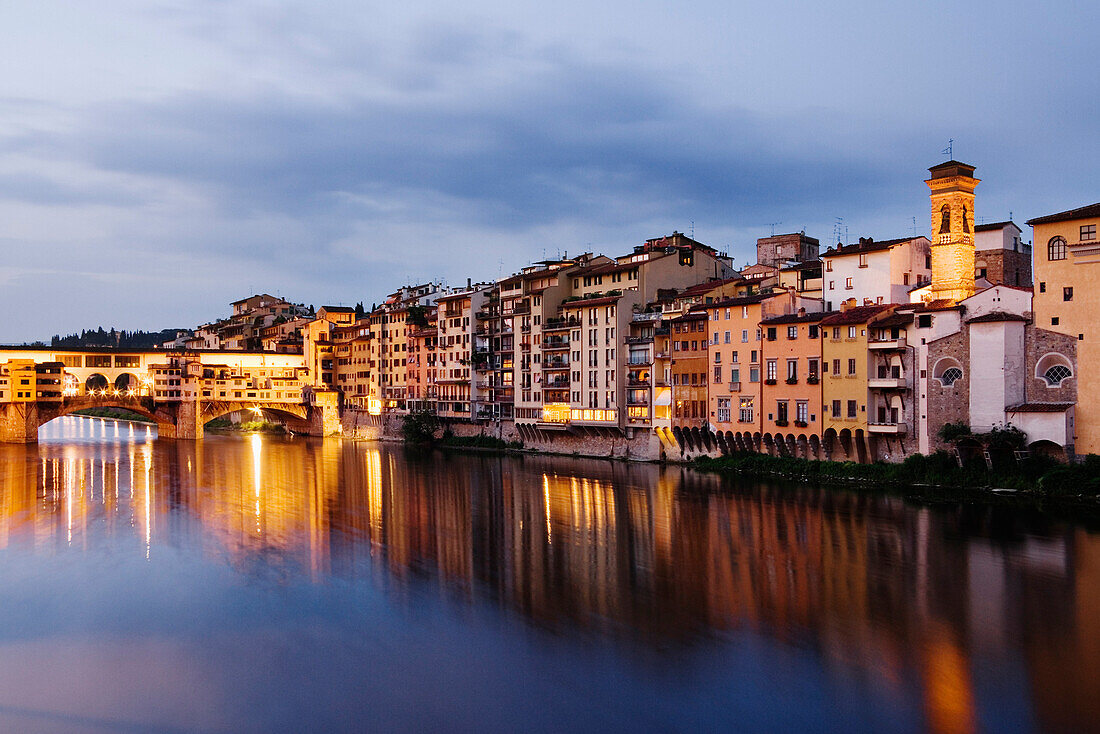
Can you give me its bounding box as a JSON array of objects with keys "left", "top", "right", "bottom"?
[{"left": 0, "top": 416, "right": 1097, "bottom": 733}]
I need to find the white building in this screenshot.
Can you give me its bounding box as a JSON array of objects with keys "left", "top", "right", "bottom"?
[{"left": 821, "top": 236, "right": 931, "bottom": 311}]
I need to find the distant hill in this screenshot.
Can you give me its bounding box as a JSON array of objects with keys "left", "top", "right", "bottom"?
[{"left": 49, "top": 327, "right": 187, "bottom": 350}]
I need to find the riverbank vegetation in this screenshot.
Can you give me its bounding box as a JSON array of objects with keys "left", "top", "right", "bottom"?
[
  {"left": 73, "top": 408, "right": 153, "bottom": 423},
  {"left": 205, "top": 418, "right": 286, "bottom": 433},
  {"left": 400, "top": 410, "right": 523, "bottom": 451},
  {"left": 694, "top": 451, "right": 1100, "bottom": 498}
]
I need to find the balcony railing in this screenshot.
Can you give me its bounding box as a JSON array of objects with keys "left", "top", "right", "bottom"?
[
  {"left": 869, "top": 337, "right": 906, "bottom": 350},
  {"left": 868, "top": 421, "right": 908, "bottom": 435}
]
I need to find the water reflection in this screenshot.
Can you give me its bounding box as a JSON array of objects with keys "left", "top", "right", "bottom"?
[{"left": 0, "top": 417, "right": 1097, "bottom": 732}]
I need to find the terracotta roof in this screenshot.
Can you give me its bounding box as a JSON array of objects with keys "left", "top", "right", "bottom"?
[
  {"left": 759, "top": 311, "right": 833, "bottom": 325},
  {"left": 898, "top": 300, "right": 962, "bottom": 313},
  {"left": 966, "top": 311, "right": 1029, "bottom": 324},
  {"left": 1027, "top": 203, "right": 1100, "bottom": 226},
  {"left": 928, "top": 160, "right": 977, "bottom": 177},
  {"left": 822, "top": 237, "right": 921, "bottom": 258},
  {"left": 561, "top": 295, "right": 621, "bottom": 309},
  {"left": 974, "top": 221, "right": 1019, "bottom": 232},
  {"left": 678, "top": 277, "right": 742, "bottom": 297},
  {"left": 1006, "top": 402, "right": 1075, "bottom": 413},
  {"left": 698, "top": 293, "right": 773, "bottom": 310},
  {"left": 670, "top": 311, "right": 708, "bottom": 322},
  {"left": 873, "top": 313, "right": 914, "bottom": 328},
  {"left": 320, "top": 306, "right": 355, "bottom": 313},
  {"left": 819, "top": 304, "right": 893, "bottom": 325}
]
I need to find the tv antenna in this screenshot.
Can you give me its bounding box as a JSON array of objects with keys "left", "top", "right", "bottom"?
[
  {"left": 942, "top": 139, "right": 953, "bottom": 159},
  {"left": 768, "top": 221, "right": 782, "bottom": 236},
  {"left": 912, "top": 216, "right": 918, "bottom": 237},
  {"left": 833, "top": 217, "right": 847, "bottom": 246},
  {"left": 690, "top": 220, "right": 695, "bottom": 239}
]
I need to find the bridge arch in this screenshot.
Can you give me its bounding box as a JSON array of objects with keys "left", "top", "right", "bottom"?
[
  {"left": 85, "top": 373, "right": 109, "bottom": 392},
  {"left": 114, "top": 373, "right": 141, "bottom": 392}
]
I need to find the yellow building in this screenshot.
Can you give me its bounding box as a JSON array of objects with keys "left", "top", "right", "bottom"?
[
  {"left": 1029, "top": 202, "right": 1100, "bottom": 454},
  {"left": 820, "top": 304, "right": 893, "bottom": 461},
  {"left": 926, "top": 161, "right": 979, "bottom": 304}
]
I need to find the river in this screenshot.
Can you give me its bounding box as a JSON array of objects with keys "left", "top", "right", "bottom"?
[{"left": 0, "top": 416, "right": 1097, "bottom": 733}]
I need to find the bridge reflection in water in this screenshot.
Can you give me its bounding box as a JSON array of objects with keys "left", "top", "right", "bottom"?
[{"left": 0, "top": 416, "right": 1097, "bottom": 733}]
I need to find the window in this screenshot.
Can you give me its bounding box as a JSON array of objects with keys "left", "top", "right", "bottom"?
[
  {"left": 809, "top": 325, "right": 818, "bottom": 339},
  {"left": 717, "top": 397, "right": 731, "bottom": 423},
  {"left": 796, "top": 401, "right": 808, "bottom": 423},
  {"left": 776, "top": 401, "right": 788, "bottom": 424},
  {"left": 829, "top": 280, "right": 835, "bottom": 290},
  {"left": 826, "top": 261, "right": 833, "bottom": 272},
  {"left": 1064, "top": 287, "right": 1073, "bottom": 301},
  {"left": 848, "top": 358, "right": 856, "bottom": 375},
  {"left": 1082, "top": 224, "right": 1096, "bottom": 241},
  {"left": 714, "top": 351, "right": 722, "bottom": 363},
  {"left": 832, "top": 358, "right": 840, "bottom": 374},
  {"left": 741, "top": 330, "right": 749, "bottom": 343},
  {"left": 786, "top": 359, "right": 797, "bottom": 381},
  {"left": 1044, "top": 364, "right": 1072, "bottom": 386},
  {"left": 940, "top": 367, "right": 963, "bottom": 386},
  {"left": 714, "top": 366, "right": 722, "bottom": 383},
  {"left": 1039, "top": 282, "right": 1046, "bottom": 293},
  {"left": 1052, "top": 317, "right": 1060, "bottom": 326},
  {"left": 859, "top": 253, "right": 868, "bottom": 268},
  {"left": 847, "top": 400, "right": 857, "bottom": 418},
  {"left": 848, "top": 326, "right": 857, "bottom": 338},
  {"left": 787, "top": 326, "right": 798, "bottom": 339},
  {"left": 808, "top": 359, "right": 819, "bottom": 378},
  {"left": 1048, "top": 237, "right": 1067, "bottom": 261},
  {"left": 917, "top": 314, "right": 932, "bottom": 328},
  {"left": 724, "top": 331, "right": 731, "bottom": 344},
  {"left": 749, "top": 367, "right": 760, "bottom": 383},
  {"left": 845, "top": 277, "right": 853, "bottom": 289},
  {"left": 831, "top": 399, "right": 841, "bottom": 416},
  {"left": 766, "top": 359, "right": 777, "bottom": 381},
  {"left": 767, "top": 327, "right": 777, "bottom": 341},
  {"left": 739, "top": 397, "right": 754, "bottom": 422},
  {"left": 903, "top": 272, "right": 910, "bottom": 286}
]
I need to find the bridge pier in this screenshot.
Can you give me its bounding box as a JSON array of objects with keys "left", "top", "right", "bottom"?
[
  {"left": 0, "top": 403, "right": 42, "bottom": 444},
  {"left": 156, "top": 400, "right": 203, "bottom": 440}
]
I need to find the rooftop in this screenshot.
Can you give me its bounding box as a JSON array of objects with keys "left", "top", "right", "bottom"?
[
  {"left": 1026, "top": 202, "right": 1100, "bottom": 226},
  {"left": 974, "top": 220, "right": 1020, "bottom": 233},
  {"left": 1006, "top": 402, "right": 1075, "bottom": 413},
  {"left": 966, "top": 311, "right": 1029, "bottom": 324},
  {"left": 759, "top": 311, "right": 833, "bottom": 325},
  {"left": 822, "top": 236, "right": 922, "bottom": 258},
  {"left": 820, "top": 304, "right": 893, "bottom": 326}
]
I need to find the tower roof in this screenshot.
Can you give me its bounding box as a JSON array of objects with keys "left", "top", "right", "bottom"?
[{"left": 928, "top": 160, "right": 976, "bottom": 179}]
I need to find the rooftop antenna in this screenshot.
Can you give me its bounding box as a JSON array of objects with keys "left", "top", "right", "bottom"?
[
  {"left": 942, "top": 139, "right": 953, "bottom": 159},
  {"left": 912, "top": 216, "right": 918, "bottom": 238},
  {"left": 690, "top": 220, "right": 695, "bottom": 239},
  {"left": 768, "top": 221, "right": 783, "bottom": 237},
  {"left": 833, "top": 217, "right": 847, "bottom": 246}
]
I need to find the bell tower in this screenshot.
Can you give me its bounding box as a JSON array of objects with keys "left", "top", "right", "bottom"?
[{"left": 926, "top": 160, "right": 979, "bottom": 303}]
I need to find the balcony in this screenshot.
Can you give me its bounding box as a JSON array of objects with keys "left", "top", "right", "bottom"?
[
  {"left": 626, "top": 396, "right": 649, "bottom": 406},
  {"left": 625, "top": 335, "right": 653, "bottom": 344},
  {"left": 631, "top": 311, "right": 662, "bottom": 323},
  {"left": 868, "top": 376, "right": 908, "bottom": 389},
  {"left": 542, "top": 338, "right": 570, "bottom": 351},
  {"left": 543, "top": 359, "right": 570, "bottom": 370},
  {"left": 868, "top": 421, "right": 908, "bottom": 435},
  {"left": 869, "top": 337, "right": 907, "bottom": 350},
  {"left": 727, "top": 381, "right": 741, "bottom": 392}
]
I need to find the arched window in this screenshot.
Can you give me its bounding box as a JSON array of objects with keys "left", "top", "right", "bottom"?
[
  {"left": 1048, "top": 236, "right": 1067, "bottom": 261},
  {"left": 1044, "top": 364, "right": 1072, "bottom": 386},
  {"left": 932, "top": 357, "right": 964, "bottom": 387},
  {"left": 940, "top": 205, "right": 951, "bottom": 234},
  {"left": 1035, "top": 352, "right": 1073, "bottom": 387}
]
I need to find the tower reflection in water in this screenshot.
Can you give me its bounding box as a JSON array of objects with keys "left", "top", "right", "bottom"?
[{"left": 0, "top": 416, "right": 1098, "bottom": 732}]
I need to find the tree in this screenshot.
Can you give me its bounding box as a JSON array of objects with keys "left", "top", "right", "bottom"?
[{"left": 401, "top": 408, "right": 441, "bottom": 445}]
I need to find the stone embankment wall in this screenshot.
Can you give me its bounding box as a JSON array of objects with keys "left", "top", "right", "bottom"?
[{"left": 338, "top": 409, "right": 667, "bottom": 462}]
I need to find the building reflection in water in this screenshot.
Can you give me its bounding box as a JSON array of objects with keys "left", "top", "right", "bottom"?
[{"left": 0, "top": 416, "right": 1098, "bottom": 731}]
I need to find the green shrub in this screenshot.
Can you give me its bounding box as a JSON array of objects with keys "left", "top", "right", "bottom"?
[{"left": 401, "top": 409, "right": 441, "bottom": 445}]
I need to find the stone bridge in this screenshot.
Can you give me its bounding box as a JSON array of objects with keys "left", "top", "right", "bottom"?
[{"left": 0, "top": 346, "right": 341, "bottom": 443}]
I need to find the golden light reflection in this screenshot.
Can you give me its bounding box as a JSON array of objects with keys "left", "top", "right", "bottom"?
[{"left": 2, "top": 418, "right": 1100, "bottom": 733}]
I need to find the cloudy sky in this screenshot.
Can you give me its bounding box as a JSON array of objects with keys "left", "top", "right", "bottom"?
[{"left": 1, "top": 0, "right": 1095, "bottom": 342}]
